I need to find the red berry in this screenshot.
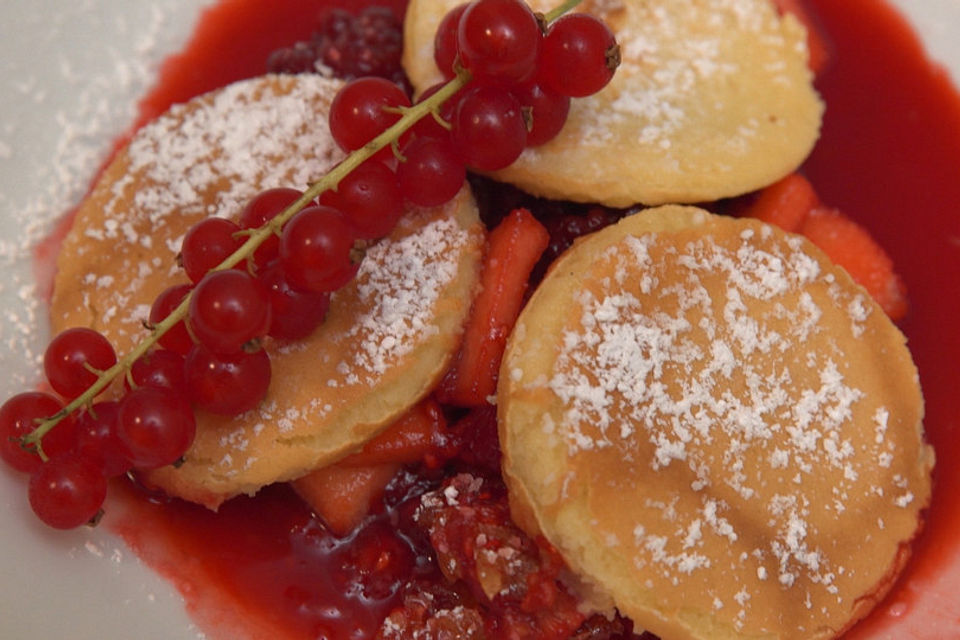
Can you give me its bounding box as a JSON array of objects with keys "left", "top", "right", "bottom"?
[
  {"left": 397, "top": 136, "right": 466, "bottom": 207},
  {"left": 180, "top": 217, "right": 244, "bottom": 283},
  {"left": 328, "top": 77, "right": 411, "bottom": 157},
  {"left": 238, "top": 188, "right": 308, "bottom": 269},
  {"left": 434, "top": 3, "right": 469, "bottom": 79},
  {"left": 0, "top": 392, "right": 65, "bottom": 473},
  {"left": 128, "top": 349, "right": 187, "bottom": 394},
  {"left": 39, "top": 413, "right": 80, "bottom": 462},
  {"left": 332, "top": 521, "right": 415, "bottom": 600},
  {"left": 280, "top": 205, "right": 359, "bottom": 293},
  {"left": 453, "top": 85, "right": 527, "bottom": 171},
  {"left": 410, "top": 82, "right": 461, "bottom": 142},
  {"left": 117, "top": 386, "right": 196, "bottom": 470},
  {"left": 539, "top": 14, "right": 619, "bottom": 98},
  {"left": 28, "top": 454, "right": 107, "bottom": 529},
  {"left": 188, "top": 270, "right": 272, "bottom": 354},
  {"left": 457, "top": 0, "right": 541, "bottom": 84},
  {"left": 258, "top": 260, "right": 331, "bottom": 341},
  {"left": 511, "top": 82, "right": 570, "bottom": 146},
  {"left": 150, "top": 283, "right": 195, "bottom": 355},
  {"left": 320, "top": 160, "right": 403, "bottom": 240},
  {"left": 74, "top": 402, "right": 131, "bottom": 479},
  {"left": 43, "top": 327, "right": 117, "bottom": 399},
  {"left": 185, "top": 344, "right": 272, "bottom": 416}
]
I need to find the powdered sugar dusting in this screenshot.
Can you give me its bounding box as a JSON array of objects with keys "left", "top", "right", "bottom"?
[
  {"left": 119, "top": 77, "right": 341, "bottom": 225},
  {"left": 0, "top": 1, "right": 204, "bottom": 395},
  {"left": 1, "top": 3, "right": 224, "bottom": 638},
  {"left": 341, "top": 214, "right": 468, "bottom": 383}
]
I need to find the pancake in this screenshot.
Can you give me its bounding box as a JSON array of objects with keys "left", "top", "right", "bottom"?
[
  {"left": 498, "top": 206, "right": 933, "bottom": 639},
  {"left": 403, "top": 0, "right": 823, "bottom": 207},
  {"left": 50, "top": 74, "right": 486, "bottom": 508}
]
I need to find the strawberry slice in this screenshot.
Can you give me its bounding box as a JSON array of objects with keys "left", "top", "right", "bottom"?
[
  {"left": 800, "top": 206, "right": 909, "bottom": 321},
  {"left": 740, "top": 172, "right": 819, "bottom": 233}
]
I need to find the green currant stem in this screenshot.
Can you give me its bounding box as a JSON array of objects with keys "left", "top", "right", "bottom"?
[
  {"left": 543, "top": 0, "right": 583, "bottom": 23},
  {"left": 22, "top": 67, "right": 473, "bottom": 458}
]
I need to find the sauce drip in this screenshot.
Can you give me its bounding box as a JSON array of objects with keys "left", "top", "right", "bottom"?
[{"left": 97, "top": 0, "right": 960, "bottom": 638}]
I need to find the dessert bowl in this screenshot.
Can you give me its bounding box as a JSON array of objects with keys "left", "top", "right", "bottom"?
[{"left": 0, "top": 0, "right": 958, "bottom": 638}]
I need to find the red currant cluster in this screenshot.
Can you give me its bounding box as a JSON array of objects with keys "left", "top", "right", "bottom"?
[
  {"left": 431, "top": 0, "right": 619, "bottom": 169},
  {"left": 1, "top": 171, "right": 393, "bottom": 528},
  {"left": 0, "top": 0, "right": 619, "bottom": 530}
]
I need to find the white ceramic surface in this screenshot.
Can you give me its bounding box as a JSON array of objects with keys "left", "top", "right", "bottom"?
[{"left": 0, "top": 1, "right": 957, "bottom": 639}]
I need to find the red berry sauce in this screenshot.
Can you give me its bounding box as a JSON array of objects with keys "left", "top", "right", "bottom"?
[
  {"left": 60, "top": 0, "right": 960, "bottom": 638},
  {"left": 111, "top": 475, "right": 432, "bottom": 640}
]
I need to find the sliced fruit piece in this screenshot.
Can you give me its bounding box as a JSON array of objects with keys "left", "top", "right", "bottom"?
[
  {"left": 801, "top": 206, "right": 909, "bottom": 321},
  {"left": 740, "top": 172, "right": 819, "bottom": 233},
  {"left": 293, "top": 461, "right": 401, "bottom": 536},
  {"left": 438, "top": 208, "right": 549, "bottom": 406}
]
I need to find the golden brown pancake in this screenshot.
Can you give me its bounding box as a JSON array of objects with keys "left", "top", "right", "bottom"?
[
  {"left": 403, "top": 0, "right": 823, "bottom": 207},
  {"left": 498, "top": 206, "right": 933, "bottom": 639},
  {"left": 50, "top": 75, "right": 486, "bottom": 508}
]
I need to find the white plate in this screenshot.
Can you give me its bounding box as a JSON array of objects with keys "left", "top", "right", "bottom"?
[{"left": 0, "top": 1, "right": 958, "bottom": 639}]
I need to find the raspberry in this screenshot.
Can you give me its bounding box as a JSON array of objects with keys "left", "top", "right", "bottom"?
[{"left": 267, "top": 7, "right": 409, "bottom": 91}]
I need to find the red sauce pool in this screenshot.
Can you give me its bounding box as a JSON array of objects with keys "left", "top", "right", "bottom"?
[{"left": 85, "top": 0, "right": 960, "bottom": 638}]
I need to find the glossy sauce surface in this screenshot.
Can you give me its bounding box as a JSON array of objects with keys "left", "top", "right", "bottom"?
[{"left": 100, "top": 0, "right": 960, "bottom": 638}]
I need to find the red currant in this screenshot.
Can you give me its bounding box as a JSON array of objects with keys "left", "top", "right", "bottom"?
[
  {"left": 238, "top": 188, "right": 307, "bottom": 269},
  {"left": 328, "top": 77, "right": 411, "bottom": 156},
  {"left": 0, "top": 392, "right": 65, "bottom": 473},
  {"left": 150, "top": 283, "right": 195, "bottom": 356},
  {"left": 184, "top": 344, "right": 272, "bottom": 417},
  {"left": 410, "top": 82, "right": 461, "bottom": 142},
  {"left": 539, "top": 13, "right": 619, "bottom": 97},
  {"left": 434, "top": 3, "right": 469, "bottom": 79},
  {"left": 280, "top": 205, "right": 359, "bottom": 293},
  {"left": 258, "top": 260, "right": 331, "bottom": 341},
  {"left": 188, "top": 270, "right": 272, "bottom": 354},
  {"left": 320, "top": 160, "right": 403, "bottom": 240},
  {"left": 74, "top": 402, "right": 132, "bottom": 479},
  {"left": 511, "top": 82, "right": 570, "bottom": 146},
  {"left": 116, "top": 386, "right": 196, "bottom": 470},
  {"left": 39, "top": 413, "right": 79, "bottom": 462},
  {"left": 128, "top": 349, "right": 187, "bottom": 394},
  {"left": 28, "top": 454, "right": 107, "bottom": 529},
  {"left": 180, "top": 217, "right": 244, "bottom": 283},
  {"left": 397, "top": 136, "right": 466, "bottom": 207},
  {"left": 43, "top": 327, "right": 117, "bottom": 399},
  {"left": 457, "top": 0, "right": 541, "bottom": 84},
  {"left": 453, "top": 85, "right": 528, "bottom": 171}
]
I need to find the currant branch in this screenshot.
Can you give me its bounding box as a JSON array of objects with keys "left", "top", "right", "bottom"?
[
  {"left": 542, "top": 0, "right": 583, "bottom": 24},
  {"left": 21, "top": 68, "right": 473, "bottom": 459}
]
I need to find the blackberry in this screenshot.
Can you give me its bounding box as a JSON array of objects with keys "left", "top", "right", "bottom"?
[
  {"left": 532, "top": 205, "right": 627, "bottom": 282},
  {"left": 467, "top": 174, "right": 630, "bottom": 283},
  {"left": 267, "top": 7, "right": 409, "bottom": 91}
]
